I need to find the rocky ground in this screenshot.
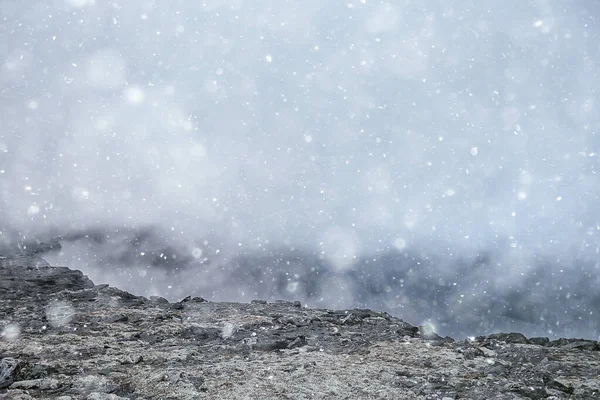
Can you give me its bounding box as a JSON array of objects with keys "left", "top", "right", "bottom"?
[{"left": 0, "top": 249, "right": 599, "bottom": 399}]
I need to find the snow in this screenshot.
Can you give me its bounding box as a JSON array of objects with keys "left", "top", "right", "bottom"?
[
  {"left": 221, "top": 322, "right": 236, "bottom": 339},
  {"left": 27, "top": 205, "right": 40, "bottom": 216},
  {"left": 1, "top": 324, "right": 20, "bottom": 342},
  {"left": 85, "top": 50, "right": 127, "bottom": 90},
  {"left": 191, "top": 247, "right": 203, "bottom": 259},
  {"left": 123, "top": 86, "right": 146, "bottom": 105},
  {"left": 420, "top": 322, "right": 437, "bottom": 337},
  {"left": 1, "top": 0, "right": 599, "bottom": 339},
  {"left": 393, "top": 237, "right": 407, "bottom": 251},
  {"left": 65, "top": 0, "right": 93, "bottom": 9},
  {"left": 46, "top": 301, "right": 75, "bottom": 328}
]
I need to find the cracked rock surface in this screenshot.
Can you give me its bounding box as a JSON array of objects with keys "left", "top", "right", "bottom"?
[{"left": 0, "top": 255, "right": 599, "bottom": 399}]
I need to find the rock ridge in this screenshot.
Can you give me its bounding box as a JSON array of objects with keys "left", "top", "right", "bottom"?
[{"left": 0, "top": 255, "right": 599, "bottom": 399}]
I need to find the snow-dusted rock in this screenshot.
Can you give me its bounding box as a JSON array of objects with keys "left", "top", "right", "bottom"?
[{"left": 0, "top": 254, "right": 598, "bottom": 399}]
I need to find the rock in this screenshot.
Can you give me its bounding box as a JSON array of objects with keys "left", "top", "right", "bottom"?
[
  {"left": 86, "top": 394, "right": 129, "bottom": 400},
  {"left": 559, "top": 340, "right": 600, "bottom": 351},
  {"left": 0, "top": 390, "right": 34, "bottom": 400},
  {"left": 0, "top": 265, "right": 94, "bottom": 300},
  {"left": 0, "top": 257, "right": 599, "bottom": 399},
  {"left": 0, "top": 358, "right": 18, "bottom": 389},
  {"left": 484, "top": 332, "right": 531, "bottom": 344},
  {"left": 10, "top": 378, "right": 60, "bottom": 390},
  {"left": 149, "top": 296, "right": 169, "bottom": 305},
  {"left": 72, "top": 375, "right": 117, "bottom": 395},
  {"left": 477, "top": 346, "right": 497, "bottom": 358},
  {"left": 549, "top": 338, "right": 600, "bottom": 350},
  {"left": 530, "top": 336, "right": 550, "bottom": 346}
]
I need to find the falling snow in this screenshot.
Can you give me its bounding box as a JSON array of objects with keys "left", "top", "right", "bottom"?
[{"left": 0, "top": 0, "right": 599, "bottom": 340}]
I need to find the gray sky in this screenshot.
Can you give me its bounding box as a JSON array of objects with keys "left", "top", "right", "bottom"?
[{"left": 1, "top": 1, "right": 599, "bottom": 338}]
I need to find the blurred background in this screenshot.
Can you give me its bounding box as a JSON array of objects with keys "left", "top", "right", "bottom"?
[{"left": 1, "top": 0, "right": 599, "bottom": 339}]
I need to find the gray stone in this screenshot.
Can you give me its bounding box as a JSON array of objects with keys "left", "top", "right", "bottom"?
[
  {"left": 0, "top": 256, "right": 599, "bottom": 399},
  {"left": 0, "top": 358, "right": 18, "bottom": 390},
  {"left": 10, "top": 379, "right": 60, "bottom": 390}
]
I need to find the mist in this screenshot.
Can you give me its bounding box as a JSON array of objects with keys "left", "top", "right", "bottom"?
[{"left": 1, "top": 0, "right": 599, "bottom": 339}]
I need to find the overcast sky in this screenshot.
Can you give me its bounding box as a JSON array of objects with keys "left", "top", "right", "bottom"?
[{"left": 1, "top": 1, "right": 599, "bottom": 338}]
